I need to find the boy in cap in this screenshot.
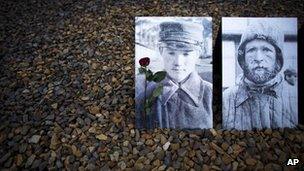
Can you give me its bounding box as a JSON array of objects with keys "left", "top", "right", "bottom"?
[
  {"left": 136, "top": 21, "right": 213, "bottom": 129},
  {"left": 222, "top": 21, "right": 298, "bottom": 130}
]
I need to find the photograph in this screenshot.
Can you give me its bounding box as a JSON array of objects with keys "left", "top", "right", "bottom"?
[
  {"left": 222, "top": 17, "right": 298, "bottom": 130},
  {"left": 135, "top": 17, "right": 213, "bottom": 129}
]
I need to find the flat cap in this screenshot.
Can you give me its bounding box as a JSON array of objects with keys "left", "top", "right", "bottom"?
[{"left": 158, "top": 21, "right": 204, "bottom": 45}]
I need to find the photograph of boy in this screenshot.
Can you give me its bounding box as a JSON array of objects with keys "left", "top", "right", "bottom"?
[{"left": 135, "top": 17, "right": 213, "bottom": 129}]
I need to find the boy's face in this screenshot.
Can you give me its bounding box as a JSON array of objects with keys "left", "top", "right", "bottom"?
[{"left": 160, "top": 44, "right": 199, "bottom": 83}]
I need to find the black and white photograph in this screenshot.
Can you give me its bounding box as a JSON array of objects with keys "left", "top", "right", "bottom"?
[
  {"left": 222, "top": 17, "right": 298, "bottom": 130},
  {"left": 135, "top": 17, "right": 213, "bottom": 129}
]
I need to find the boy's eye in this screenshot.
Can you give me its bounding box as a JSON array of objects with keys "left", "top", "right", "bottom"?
[
  {"left": 183, "top": 53, "right": 189, "bottom": 56},
  {"left": 168, "top": 52, "right": 175, "bottom": 55}
]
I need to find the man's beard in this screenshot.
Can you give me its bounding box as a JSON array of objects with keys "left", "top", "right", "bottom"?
[{"left": 243, "top": 63, "right": 280, "bottom": 84}]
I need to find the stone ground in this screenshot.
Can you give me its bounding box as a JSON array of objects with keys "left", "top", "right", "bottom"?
[{"left": 0, "top": 0, "right": 304, "bottom": 170}]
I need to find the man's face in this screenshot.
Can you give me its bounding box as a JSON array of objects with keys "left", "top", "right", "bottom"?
[
  {"left": 285, "top": 75, "right": 297, "bottom": 86},
  {"left": 244, "top": 39, "right": 278, "bottom": 84},
  {"left": 160, "top": 46, "right": 199, "bottom": 83}
]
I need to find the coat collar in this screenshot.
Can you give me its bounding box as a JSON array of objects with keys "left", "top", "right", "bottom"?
[
  {"left": 160, "top": 72, "right": 202, "bottom": 107},
  {"left": 235, "top": 74, "right": 283, "bottom": 107}
]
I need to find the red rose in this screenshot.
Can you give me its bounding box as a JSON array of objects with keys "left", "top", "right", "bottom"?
[{"left": 139, "top": 57, "right": 150, "bottom": 67}]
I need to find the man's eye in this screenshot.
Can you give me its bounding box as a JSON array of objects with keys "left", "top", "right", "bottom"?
[
  {"left": 246, "top": 48, "right": 256, "bottom": 53},
  {"left": 263, "top": 47, "right": 272, "bottom": 52},
  {"left": 183, "top": 53, "right": 189, "bottom": 56}
]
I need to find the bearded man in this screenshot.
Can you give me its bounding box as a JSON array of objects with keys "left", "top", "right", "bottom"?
[{"left": 222, "top": 22, "right": 298, "bottom": 130}]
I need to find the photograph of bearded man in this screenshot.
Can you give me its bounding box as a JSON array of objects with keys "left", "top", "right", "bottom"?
[{"left": 222, "top": 18, "right": 298, "bottom": 130}]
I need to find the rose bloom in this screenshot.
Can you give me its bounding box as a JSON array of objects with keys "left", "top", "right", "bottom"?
[{"left": 139, "top": 57, "right": 150, "bottom": 67}]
